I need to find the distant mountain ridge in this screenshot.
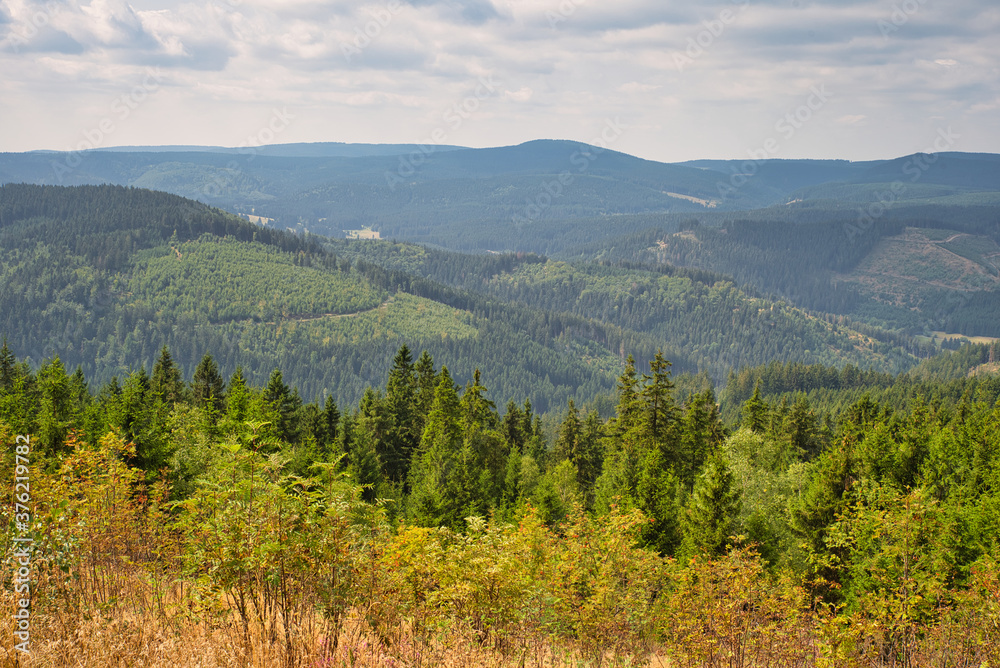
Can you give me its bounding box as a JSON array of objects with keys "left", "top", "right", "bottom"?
[
  {"left": 2, "top": 141, "right": 998, "bottom": 339},
  {"left": 0, "top": 183, "right": 922, "bottom": 408},
  {"left": 81, "top": 142, "right": 470, "bottom": 158}
]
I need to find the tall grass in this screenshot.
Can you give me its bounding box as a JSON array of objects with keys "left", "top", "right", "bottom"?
[{"left": 3, "top": 431, "right": 998, "bottom": 667}]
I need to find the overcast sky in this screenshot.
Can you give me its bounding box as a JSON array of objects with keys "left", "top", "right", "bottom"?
[{"left": 1, "top": 0, "right": 997, "bottom": 162}]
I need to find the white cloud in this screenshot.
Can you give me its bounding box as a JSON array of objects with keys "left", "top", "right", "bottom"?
[
  {"left": 836, "top": 114, "right": 867, "bottom": 125},
  {"left": 504, "top": 86, "right": 532, "bottom": 101},
  {"left": 0, "top": 0, "right": 997, "bottom": 159},
  {"left": 618, "top": 81, "right": 661, "bottom": 94}
]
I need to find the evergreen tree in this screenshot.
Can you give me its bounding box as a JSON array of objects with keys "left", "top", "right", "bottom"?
[
  {"left": 350, "top": 407, "right": 385, "bottom": 503},
  {"left": 408, "top": 367, "right": 465, "bottom": 528},
  {"left": 637, "top": 448, "right": 683, "bottom": 555},
  {"left": 320, "top": 395, "right": 341, "bottom": 451},
  {"left": 553, "top": 399, "right": 581, "bottom": 465},
  {"left": 741, "top": 382, "right": 768, "bottom": 433},
  {"left": 414, "top": 349, "right": 437, "bottom": 417},
  {"left": 501, "top": 400, "right": 525, "bottom": 452},
  {"left": 577, "top": 409, "right": 605, "bottom": 501},
  {"left": 383, "top": 345, "right": 418, "bottom": 481},
  {"left": 151, "top": 345, "right": 186, "bottom": 404},
  {"left": 682, "top": 453, "right": 741, "bottom": 557},
  {"left": 0, "top": 338, "right": 18, "bottom": 390},
  {"left": 613, "top": 355, "right": 642, "bottom": 439},
  {"left": 265, "top": 368, "right": 301, "bottom": 442},
  {"left": 192, "top": 354, "right": 225, "bottom": 412},
  {"left": 640, "top": 350, "right": 678, "bottom": 447},
  {"left": 36, "top": 357, "right": 73, "bottom": 454},
  {"left": 678, "top": 388, "right": 725, "bottom": 489},
  {"left": 225, "top": 367, "right": 250, "bottom": 424},
  {"left": 460, "top": 369, "right": 498, "bottom": 432},
  {"left": 787, "top": 394, "right": 820, "bottom": 460}
]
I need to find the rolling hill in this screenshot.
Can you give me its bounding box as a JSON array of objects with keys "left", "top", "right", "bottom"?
[
  {"left": 3, "top": 142, "right": 999, "bottom": 341},
  {"left": 0, "top": 184, "right": 923, "bottom": 411}
]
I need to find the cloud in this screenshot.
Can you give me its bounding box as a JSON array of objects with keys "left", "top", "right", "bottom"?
[
  {"left": 836, "top": 114, "right": 867, "bottom": 125},
  {"left": 407, "top": 0, "right": 501, "bottom": 25},
  {"left": 0, "top": 0, "right": 998, "bottom": 160},
  {"left": 504, "top": 85, "right": 532, "bottom": 101},
  {"left": 618, "top": 81, "right": 661, "bottom": 94}
]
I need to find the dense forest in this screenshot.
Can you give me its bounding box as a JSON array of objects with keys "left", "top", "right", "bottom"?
[
  {"left": 5, "top": 145, "right": 999, "bottom": 341},
  {"left": 1, "top": 184, "right": 926, "bottom": 413},
  {"left": 3, "top": 181, "right": 1000, "bottom": 666},
  {"left": 568, "top": 212, "right": 1000, "bottom": 337},
  {"left": 3, "top": 341, "right": 1000, "bottom": 665}
]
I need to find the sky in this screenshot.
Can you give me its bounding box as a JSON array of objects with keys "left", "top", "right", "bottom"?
[{"left": 0, "top": 0, "right": 998, "bottom": 163}]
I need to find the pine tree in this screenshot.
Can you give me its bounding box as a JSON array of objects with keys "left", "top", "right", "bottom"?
[
  {"left": 384, "top": 345, "right": 418, "bottom": 481},
  {"left": 265, "top": 368, "right": 301, "bottom": 442},
  {"left": 741, "top": 382, "right": 768, "bottom": 433},
  {"left": 414, "top": 349, "right": 437, "bottom": 418},
  {"left": 640, "top": 349, "right": 678, "bottom": 448},
  {"left": 226, "top": 367, "right": 250, "bottom": 423},
  {"left": 577, "top": 409, "right": 605, "bottom": 501},
  {"left": 682, "top": 453, "right": 741, "bottom": 557},
  {"left": 613, "top": 355, "right": 642, "bottom": 439},
  {"left": 501, "top": 400, "right": 525, "bottom": 452},
  {"left": 787, "top": 394, "right": 819, "bottom": 460},
  {"left": 192, "top": 354, "right": 225, "bottom": 412},
  {"left": 151, "top": 345, "right": 186, "bottom": 404},
  {"left": 678, "top": 388, "right": 724, "bottom": 489},
  {"left": 320, "top": 395, "right": 341, "bottom": 450},
  {"left": 637, "top": 447, "right": 683, "bottom": 554},
  {"left": 553, "top": 399, "right": 581, "bottom": 465},
  {"left": 350, "top": 407, "right": 385, "bottom": 503},
  {"left": 408, "top": 367, "right": 465, "bottom": 528},
  {"left": 36, "top": 357, "right": 73, "bottom": 454},
  {"left": 0, "top": 338, "right": 18, "bottom": 390},
  {"left": 460, "top": 368, "right": 498, "bottom": 432}
]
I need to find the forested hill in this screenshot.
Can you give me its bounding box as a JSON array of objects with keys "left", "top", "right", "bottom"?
[
  {"left": 1, "top": 184, "right": 924, "bottom": 410},
  {"left": 1, "top": 183, "right": 627, "bottom": 410}
]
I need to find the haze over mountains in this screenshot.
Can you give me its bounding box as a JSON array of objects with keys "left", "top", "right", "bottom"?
[
  {"left": 3, "top": 141, "right": 999, "bottom": 343},
  {"left": 0, "top": 182, "right": 926, "bottom": 408}
]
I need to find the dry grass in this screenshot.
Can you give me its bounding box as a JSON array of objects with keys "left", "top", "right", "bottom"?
[{"left": 5, "top": 559, "right": 998, "bottom": 668}]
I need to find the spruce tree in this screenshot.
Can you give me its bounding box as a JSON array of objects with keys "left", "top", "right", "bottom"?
[
  {"left": 226, "top": 367, "right": 250, "bottom": 424},
  {"left": 408, "top": 367, "right": 464, "bottom": 528},
  {"left": 321, "top": 395, "right": 341, "bottom": 450},
  {"left": 682, "top": 453, "right": 741, "bottom": 557},
  {"left": 0, "top": 338, "right": 18, "bottom": 390},
  {"left": 741, "top": 382, "right": 768, "bottom": 433},
  {"left": 192, "top": 354, "right": 225, "bottom": 412},
  {"left": 640, "top": 350, "right": 678, "bottom": 448},
  {"left": 151, "top": 345, "right": 186, "bottom": 404},
  {"left": 577, "top": 409, "right": 605, "bottom": 501},
  {"left": 36, "top": 357, "right": 73, "bottom": 454},
  {"left": 384, "top": 345, "right": 417, "bottom": 481},
  {"left": 554, "top": 399, "right": 581, "bottom": 465},
  {"left": 265, "top": 368, "right": 301, "bottom": 442},
  {"left": 414, "top": 349, "right": 437, "bottom": 418}
]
